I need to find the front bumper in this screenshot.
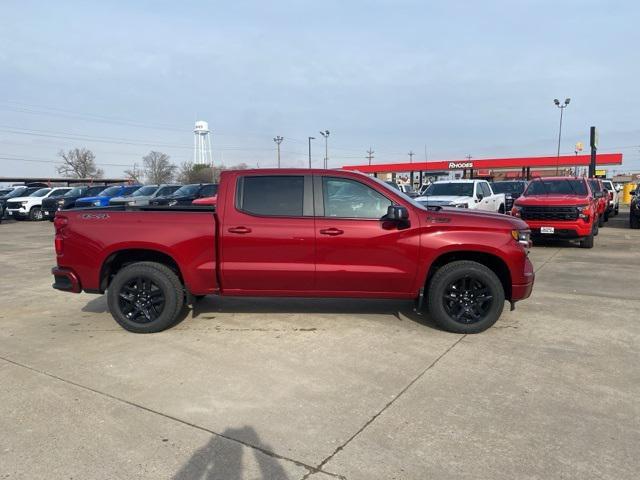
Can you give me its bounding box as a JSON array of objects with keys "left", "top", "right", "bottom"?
[
  {"left": 51, "top": 267, "right": 82, "bottom": 293},
  {"left": 523, "top": 219, "right": 592, "bottom": 239},
  {"left": 6, "top": 207, "right": 28, "bottom": 218}
]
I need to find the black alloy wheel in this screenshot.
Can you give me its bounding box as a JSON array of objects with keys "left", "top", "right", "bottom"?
[
  {"left": 442, "top": 275, "right": 493, "bottom": 324},
  {"left": 426, "top": 260, "right": 505, "bottom": 333},
  {"left": 107, "top": 261, "right": 184, "bottom": 333},
  {"left": 118, "top": 276, "right": 166, "bottom": 324}
]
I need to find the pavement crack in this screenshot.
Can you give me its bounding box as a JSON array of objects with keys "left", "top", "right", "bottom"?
[
  {"left": 533, "top": 248, "right": 562, "bottom": 273},
  {"left": 0, "top": 354, "right": 343, "bottom": 479},
  {"left": 301, "top": 335, "right": 466, "bottom": 479}
]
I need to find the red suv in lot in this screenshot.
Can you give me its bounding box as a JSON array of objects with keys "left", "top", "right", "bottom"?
[
  {"left": 511, "top": 177, "right": 602, "bottom": 248},
  {"left": 587, "top": 178, "right": 608, "bottom": 227}
]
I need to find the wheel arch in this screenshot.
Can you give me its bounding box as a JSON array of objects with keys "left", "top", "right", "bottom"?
[
  {"left": 99, "top": 248, "right": 184, "bottom": 293},
  {"left": 425, "top": 250, "right": 512, "bottom": 300}
]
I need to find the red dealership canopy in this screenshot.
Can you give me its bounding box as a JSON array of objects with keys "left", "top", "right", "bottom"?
[{"left": 342, "top": 153, "right": 623, "bottom": 174}]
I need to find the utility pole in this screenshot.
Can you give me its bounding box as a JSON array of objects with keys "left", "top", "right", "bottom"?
[
  {"left": 308, "top": 136, "right": 315, "bottom": 169},
  {"left": 465, "top": 154, "right": 472, "bottom": 161},
  {"left": 273, "top": 136, "right": 283, "bottom": 168},
  {"left": 408, "top": 151, "right": 415, "bottom": 163},
  {"left": 319, "top": 130, "right": 330, "bottom": 169},
  {"left": 554, "top": 98, "right": 571, "bottom": 174},
  {"left": 366, "top": 147, "right": 374, "bottom": 165}
]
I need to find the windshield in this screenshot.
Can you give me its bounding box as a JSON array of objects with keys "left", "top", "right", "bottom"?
[
  {"left": 423, "top": 182, "right": 474, "bottom": 197},
  {"left": 98, "top": 186, "right": 122, "bottom": 197},
  {"left": 121, "top": 185, "right": 143, "bottom": 196},
  {"left": 172, "top": 184, "right": 199, "bottom": 196},
  {"left": 131, "top": 186, "right": 158, "bottom": 197},
  {"left": 200, "top": 184, "right": 219, "bottom": 197},
  {"left": 64, "top": 187, "right": 86, "bottom": 197},
  {"left": 524, "top": 179, "right": 588, "bottom": 196},
  {"left": 157, "top": 185, "right": 180, "bottom": 196},
  {"left": 4, "top": 187, "right": 28, "bottom": 198},
  {"left": 30, "top": 188, "right": 51, "bottom": 197},
  {"left": 84, "top": 186, "right": 107, "bottom": 196},
  {"left": 491, "top": 182, "right": 525, "bottom": 194},
  {"left": 602, "top": 181, "right": 614, "bottom": 191}
]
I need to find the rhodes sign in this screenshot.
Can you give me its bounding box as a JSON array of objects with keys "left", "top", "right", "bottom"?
[{"left": 448, "top": 161, "right": 473, "bottom": 169}]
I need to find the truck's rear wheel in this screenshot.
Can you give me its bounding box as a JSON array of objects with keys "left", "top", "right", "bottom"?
[
  {"left": 427, "top": 260, "right": 505, "bottom": 334},
  {"left": 107, "top": 262, "right": 184, "bottom": 333}
]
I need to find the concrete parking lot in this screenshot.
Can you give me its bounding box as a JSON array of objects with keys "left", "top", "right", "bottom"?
[{"left": 1, "top": 212, "right": 638, "bottom": 480}]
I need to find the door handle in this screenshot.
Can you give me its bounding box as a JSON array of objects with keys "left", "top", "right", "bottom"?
[
  {"left": 228, "top": 226, "right": 252, "bottom": 234},
  {"left": 320, "top": 228, "right": 344, "bottom": 236}
]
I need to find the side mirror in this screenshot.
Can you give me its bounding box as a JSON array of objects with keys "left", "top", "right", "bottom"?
[
  {"left": 476, "top": 193, "right": 484, "bottom": 201},
  {"left": 385, "top": 205, "right": 409, "bottom": 221},
  {"left": 615, "top": 185, "right": 622, "bottom": 192},
  {"left": 595, "top": 191, "right": 604, "bottom": 198}
]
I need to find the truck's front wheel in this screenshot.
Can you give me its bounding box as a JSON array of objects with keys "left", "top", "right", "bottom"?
[
  {"left": 107, "top": 262, "right": 184, "bottom": 333},
  {"left": 427, "top": 260, "right": 505, "bottom": 334}
]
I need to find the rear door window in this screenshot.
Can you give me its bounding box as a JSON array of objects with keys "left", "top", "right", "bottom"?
[{"left": 238, "top": 176, "right": 304, "bottom": 217}]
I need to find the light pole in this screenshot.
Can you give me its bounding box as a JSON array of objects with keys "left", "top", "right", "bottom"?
[
  {"left": 308, "top": 136, "right": 315, "bottom": 168},
  {"left": 273, "top": 136, "right": 283, "bottom": 168},
  {"left": 319, "top": 130, "right": 330, "bottom": 169},
  {"left": 554, "top": 97, "right": 570, "bottom": 174}
]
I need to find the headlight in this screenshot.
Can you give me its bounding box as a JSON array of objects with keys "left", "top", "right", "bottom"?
[
  {"left": 511, "top": 205, "right": 522, "bottom": 217},
  {"left": 127, "top": 200, "right": 136, "bottom": 206},
  {"left": 93, "top": 200, "right": 102, "bottom": 206},
  {"left": 168, "top": 199, "right": 178, "bottom": 206},
  {"left": 511, "top": 229, "right": 531, "bottom": 247},
  {"left": 57, "top": 199, "right": 65, "bottom": 205},
  {"left": 576, "top": 204, "right": 591, "bottom": 220},
  {"left": 20, "top": 201, "right": 28, "bottom": 206},
  {"left": 451, "top": 202, "right": 468, "bottom": 208}
]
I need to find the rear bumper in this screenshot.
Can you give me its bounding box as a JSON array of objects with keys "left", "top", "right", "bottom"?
[{"left": 51, "top": 267, "right": 82, "bottom": 293}]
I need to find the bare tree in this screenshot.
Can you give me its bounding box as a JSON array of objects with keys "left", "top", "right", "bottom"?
[
  {"left": 142, "top": 151, "right": 177, "bottom": 184},
  {"left": 177, "top": 162, "right": 248, "bottom": 184},
  {"left": 56, "top": 148, "right": 103, "bottom": 179},
  {"left": 123, "top": 163, "right": 143, "bottom": 183}
]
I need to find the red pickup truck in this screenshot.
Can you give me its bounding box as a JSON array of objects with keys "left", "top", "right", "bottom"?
[
  {"left": 511, "top": 176, "right": 602, "bottom": 248},
  {"left": 52, "top": 169, "right": 534, "bottom": 334}
]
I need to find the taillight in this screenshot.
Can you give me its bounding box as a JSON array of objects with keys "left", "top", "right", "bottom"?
[{"left": 54, "top": 215, "right": 68, "bottom": 255}]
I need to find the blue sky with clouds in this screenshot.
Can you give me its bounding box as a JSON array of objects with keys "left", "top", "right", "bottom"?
[{"left": 1, "top": 0, "right": 639, "bottom": 177}]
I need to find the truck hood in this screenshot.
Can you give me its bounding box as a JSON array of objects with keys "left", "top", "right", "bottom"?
[
  {"left": 6, "top": 196, "right": 35, "bottom": 203},
  {"left": 515, "top": 195, "right": 590, "bottom": 206},
  {"left": 415, "top": 195, "right": 472, "bottom": 205},
  {"left": 440, "top": 207, "right": 530, "bottom": 230}
]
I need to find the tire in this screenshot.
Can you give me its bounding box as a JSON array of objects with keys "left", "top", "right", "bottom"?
[
  {"left": 426, "top": 260, "right": 505, "bottom": 334},
  {"left": 604, "top": 210, "right": 609, "bottom": 222},
  {"left": 580, "top": 221, "right": 596, "bottom": 248},
  {"left": 614, "top": 204, "right": 619, "bottom": 216},
  {"left": 598, "top": 214, "right": 604, "bottom": 227},
  {"left": 29, "top": 207, "right": 43, "bottom": 221},
  {"left": 631, "top": 214, "right": 640, "bottom": 229},
  {"left": 107, "top": 261, "right": 184, "bottom": 333}
]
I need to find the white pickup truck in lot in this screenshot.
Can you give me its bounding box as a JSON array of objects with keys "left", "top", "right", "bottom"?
[{"left": 414, "top": 179, "right": 506, "bottom": 213}]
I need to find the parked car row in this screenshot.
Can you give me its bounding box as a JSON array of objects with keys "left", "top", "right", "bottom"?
[{"left": 0, "top": 183, "right": 219, "bottom": 222}]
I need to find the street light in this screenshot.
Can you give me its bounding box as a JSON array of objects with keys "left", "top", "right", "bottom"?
[
  {"left": 308, "top": 136, "right": 315, "bottom": 168},
  {"left": 273, "top": 136, "right": 283, "bottom": 168},
  {"left": 554, "top": 97, "right": 571, "bottom": 174},
  {"left": 319, "top": 130, "right": 330, "bottom": 169}
]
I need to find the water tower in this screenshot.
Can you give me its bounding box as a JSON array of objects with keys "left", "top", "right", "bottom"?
[{"left": 193, "top": 120, "right": 213, "bottom": 166}]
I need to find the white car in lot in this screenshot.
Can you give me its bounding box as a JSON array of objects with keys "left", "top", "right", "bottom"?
[
  {"left": 414, "top": 179, "right": 506, "bottom": 213},
  {"left": 5, "top": 187, "right": 71, "bottom": 221},
  {"left": 601, "top": 179, "right": 620, "bottom": 218}
]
